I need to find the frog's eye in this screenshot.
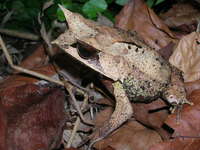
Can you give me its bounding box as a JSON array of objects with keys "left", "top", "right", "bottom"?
[{"left": 76, "top": 40, "right": 99, "bottom": 59}]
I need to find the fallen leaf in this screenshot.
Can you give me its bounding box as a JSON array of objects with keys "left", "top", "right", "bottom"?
[
  {"left": 169, "top": 32, "right": 200, "bottom": 82},
  {"left": 115, "top": 0, "right": 177, "bottom": 51},
  {"left": 93, "top": 107, "right": 162, "bottom": 150},
  {"left": 165, "top": 89, "right": 200, "bottom": 138},
  {"left": 133, "top": 99, "right": 171, "bottom": 140},
  {"left": 149, "top": 138, "right": 200, "bottom": 150},
  {"left": 102, "top": 146, "right": 115, "bottom": 150},
  {"left": 0, "top": 65, "right": 57, "bottom": 89},
  {"left": 0, "top": 84, "right": 66, "bottom": 150},
  {"left": 65, "top": 147, "right": 78, "bottom": 150},
  {"left": 133, "top": 99, "right": 168, "bottom": 128},
  {"left": 18, "top": 44, "right": 49, "bottom": 70},
  {"left": 160, "top": 3, "right": 200, "bottom": 33},
  {"left": 185, "top": 80, "right": 200, "bottom": 95}
]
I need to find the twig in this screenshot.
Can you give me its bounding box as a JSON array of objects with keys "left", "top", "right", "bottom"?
[
  {"left": 66, "top": 93, "right": 89, "bottom": 148},
  {"left": 1, "top": 10, "right": 14, "bottom": 28},
  {"left": 0, "top": 34, "right": 63, "bottom": 86},
  {"left": 0, "top": 28, "right": 40, "bottom": 41},
  {"left": 63, "top": 80, "right": 93, "bottom": 126}
]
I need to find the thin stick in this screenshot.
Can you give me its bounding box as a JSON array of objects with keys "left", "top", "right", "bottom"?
[
  {"left": 0, "top": 28, "right": 39, "bottom": 41},
  {"left": 63, "top": 80, "right": 93, "bottom": 126},
  {"left": 0, "top": 34, "right": 64, "bottom": 86},
  {"left": 1, "top": 10, "right": 14, "bottom": 27},
  {"left": 66, "top": 93, "right": 89, "bottom": 148}
]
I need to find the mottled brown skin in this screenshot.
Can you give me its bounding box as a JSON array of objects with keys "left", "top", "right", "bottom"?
[{"left": 54, "top": 6, "right": 193, "bottom": 150}]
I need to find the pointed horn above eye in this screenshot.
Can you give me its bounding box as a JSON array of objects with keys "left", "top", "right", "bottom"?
[{"left": 58, "top": 4, "right": 73, "bottom": 19}]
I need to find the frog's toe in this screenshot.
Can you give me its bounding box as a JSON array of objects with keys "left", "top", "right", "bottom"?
[{"left": 182, "top": 99, "right": 193, "bottom": 105}]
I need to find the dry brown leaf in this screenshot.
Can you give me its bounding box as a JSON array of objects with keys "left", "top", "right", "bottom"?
[
  {"left": 0, "top": 84, "right": 66, "bottom": 150},
  {"left": 165, "top": 89, "right": 200, "bottom": 138},
  {"left": 185, "top": 80, "right": 200, "bottom": 95},
  {"left": 149, "top": 89, "right": 200, "bottom": 150},
  {"left": 94, "top": 108, "right": 162, "bottom": 150},
  {"left": 18, "top": 45, "right": 49, "bottom": 69},
  {"left": 160, "top": 3, "right": 200, "bottom": 33},
  {"left": 149, "top": 138, "right": 200, "bottom": 150},
  {"left": 133, "top": 99, "right": 171, "bottom": 140},
  {"left": 115, "top": 0, "right": 177, "bottom": 51},
  {"left": 101, "top": 146, "right": 116, "bottom": 150},
  {"left": 133, "top": 99, "right": 168, "bottom": 128},
  {"left": 169, "top": 32, "right": 200, "bottom": 82},
  {"left": 65, "top": 148, "right": 79, "bottom": 150},
  {"left": 0, "top": 65, "right": 57, "bottom": 89}
]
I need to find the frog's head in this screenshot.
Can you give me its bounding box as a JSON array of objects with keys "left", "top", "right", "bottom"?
[
  {"left": 163, "top": 84, "right": 193, "bottom": 112},
  {"left": 53, "top": 41, "right": 125, "bottom": 81}
]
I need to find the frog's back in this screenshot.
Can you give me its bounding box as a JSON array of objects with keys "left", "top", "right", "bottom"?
[
  {"left": 120, "top": 45, "right": 172, "bottom": 102},
  {"left": 122, "top": 67, "right": 169, "bottom": 102}
]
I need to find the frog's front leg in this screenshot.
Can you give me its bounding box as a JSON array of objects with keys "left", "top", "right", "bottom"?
[
  {"left": 88, "top": 81, "right": 133, "bottom": 149},
  {"left": 163, "top": 67, "right": 193, "bottom": 113}
]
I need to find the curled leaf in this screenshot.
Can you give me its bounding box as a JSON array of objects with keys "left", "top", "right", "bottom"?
[
  {"left": 169, "top": 32, "right": 200, "bottom": 82},
  {"left": 115, "top": 0, "right": 177, "bottom": 50}
]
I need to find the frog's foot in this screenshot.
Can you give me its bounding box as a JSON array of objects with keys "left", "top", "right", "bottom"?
[
  {"left": 182, "top": 98, "right": 194, "bottom": 106},
  {"left": 170, "top": 98, "right": 193, "bottom": 114},
  {"left": 169, "top": 98, "right": 194, "bottom": 124},
  {"left": 88, "top": 81, "right": 133, "bottom": 150}
]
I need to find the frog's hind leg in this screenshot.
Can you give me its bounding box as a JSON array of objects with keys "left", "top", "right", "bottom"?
[{"left": 88, "top": 81, "right": 133, "bottom": 149}]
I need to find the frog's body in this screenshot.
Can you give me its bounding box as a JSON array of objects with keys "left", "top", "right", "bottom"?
[{"left": 53, "top": 5, "right": 193, "bottom": 149}]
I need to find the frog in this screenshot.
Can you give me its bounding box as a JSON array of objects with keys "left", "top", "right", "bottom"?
[{"left": 53, "top": 5, "right": 193, "bottom": 149}]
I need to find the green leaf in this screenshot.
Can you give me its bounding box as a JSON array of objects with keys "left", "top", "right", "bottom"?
[
  {"left": 61, "top": 0, "right": 82, "bottom": 12},
  {"left": 106, "top": 0, "right": 114, "bottom": 4},
  {"left": 146, "top": 0, "right": 166, "bottom": 7},
  {"left": 76, "top": 0, "right": 89, "bottom": 2},
  {"left": 56, "top": 2, "right": 83, "bottom": 21},
  {"left": 115, "top": 0, "right": 128, "bottom": 6},
  {"left": 102, "top": 9, "right": 115, "bottom": 22},
  {"left": 82, "top": 0, "right": 107, "bottom": 19},
  {"left": 146, "top": 0, "right": 154, "bottom": 7},
  {"left": 0, "top": 3, "right": 6, "bottom": 10},
  {"left": 56, "top": 7, "right": 66, "bottom": 21},
  {"left": 11, "top": 1, "right": 24, "bottom": 11},
  {"left": 45, "top": 5, "right": 58, "bottom": 20},
  {"left": 155, "top": 0, "right": 165, "bottom": 5}
]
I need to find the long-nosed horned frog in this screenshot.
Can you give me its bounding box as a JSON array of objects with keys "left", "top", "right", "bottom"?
[{"left": 53, "top": 5, "right": 193, "bottom": 149}]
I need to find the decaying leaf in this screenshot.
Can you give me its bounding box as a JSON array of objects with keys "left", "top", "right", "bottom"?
[
  {"left": 149, "top": 89, "right": 200, "bottom": 150},
  {"left": 160, "top": 3, "right": 200, "bottom": 33},
  {"left": 17, "top": 45, "right": 49, "bottom": 70},
  {"left": 169, "top": 32, "right": 200, "bottom": 82},
  {"left": 133, "top": 99, "right": 168, "bottom": 128},
  {"left": 0, "top": 83, "right": 66, "bottom": 150},
  {"left": 115, "top": 0, "right": 177, "bottom": 50},
  {"left": 149, "top": 138, "right": 200, "bottom": 150},
  {"left": 165, "top": 89, "right": 200, "bottom": 138},
  {"left": 185, "top": 80, "right": 200, "bottom": 95},
  {"left": 94, "top": 107, "right": 162, "bottom": 150}
]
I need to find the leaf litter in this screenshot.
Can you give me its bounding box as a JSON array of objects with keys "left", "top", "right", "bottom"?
[{"left": 1, "top": 0, "right": 200, "bottom": 150}]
